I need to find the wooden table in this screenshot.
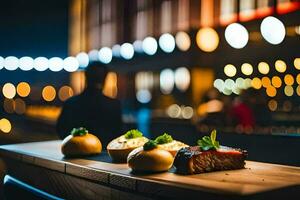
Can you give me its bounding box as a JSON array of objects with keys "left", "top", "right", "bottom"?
[{"left": 0, "top": 140, "right": 300, "bottom": 200}]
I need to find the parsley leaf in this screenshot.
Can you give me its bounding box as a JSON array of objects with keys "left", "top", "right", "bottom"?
[
  {"left": 197, "top": 130, "right": 220, "bottom": 151},
  {"left": 154, "top": 133, "right": 173, "bottom": 144},
  {"left": 124, "top": 129, "right": 143, "bottom": 139},
  {"left": 71, "top": 127, "right": 88, "bottom": 136},
  {"left": 143, "top": 140, "right": 157, "bottom": 151}
]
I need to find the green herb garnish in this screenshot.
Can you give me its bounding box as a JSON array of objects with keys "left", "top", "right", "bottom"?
[
  {"left": 124, "top": 129, "right": 143, "bottom": 139},
  {"left": 71, "top": 127, "right": 88, "bottom": 136},
  {"left": 197, "top": 130, "right": 220, "bottom": 151},
  {"left": 154, "top": 133, "right": 173, "bottom": 144},
  {"left": 143, "top": 140, "right": 157, "bottom": 151}
]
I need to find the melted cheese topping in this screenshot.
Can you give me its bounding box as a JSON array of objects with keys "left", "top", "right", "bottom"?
[
  {"left": 158, "top": 140, "right": 188, "bottom": 151},
  {"left": 107, "top": 135, "right": 148, "bottom": 150}
]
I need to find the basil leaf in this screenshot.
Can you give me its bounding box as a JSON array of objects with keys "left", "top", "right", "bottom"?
[{"left": 197, "top": 130, "right": 220, "bottom": 151}]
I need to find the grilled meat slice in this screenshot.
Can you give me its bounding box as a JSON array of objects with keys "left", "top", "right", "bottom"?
[{"left": 174, "top": 146, "right": 247, "bottom": 174}]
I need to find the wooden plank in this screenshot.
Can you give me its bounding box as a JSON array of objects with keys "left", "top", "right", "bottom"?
[
  {"left": 1, "top": 140, "right": 300, "bottom": 197},
  {"left": 66, "top": 162, "right": 109, "bottom": 183}
]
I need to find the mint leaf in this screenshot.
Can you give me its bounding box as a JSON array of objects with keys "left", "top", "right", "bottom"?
[
  {"left": 124, "top": 129, "right": 143, "bottom": 139},
  {"left": 197, "top": 130, "right": 220, "bottom": 151}
]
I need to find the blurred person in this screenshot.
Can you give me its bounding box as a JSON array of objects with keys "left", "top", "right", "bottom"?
[
  {"left": 56, "top": 62, "right": 122, "bottom": 147},
  {"left": 230, "top": 89, "right": 255, "bottom": 128}
]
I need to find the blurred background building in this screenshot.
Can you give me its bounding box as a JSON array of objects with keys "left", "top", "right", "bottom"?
[{"left": 0, "top": 0, "right": 300, "bottom": 145}]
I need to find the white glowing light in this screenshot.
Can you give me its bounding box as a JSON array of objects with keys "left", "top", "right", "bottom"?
[
  {"left": 136, "top": 89, "right": 152, "bottom": 103},
  {"left": 49, "top": 57, "right": 64, "bottom": 72},
  {"left": 0, "top": 56, "right": 4, "bottom": 70},
  {"left": 76, "top": 52, "right": 89, "bottom": 68},
  {"left": 214, "top": 79, "right": 225, "bottom": 92},
  {"left": 34, "top": 57, "right": 49, "bottom": 71},
  {"left": 112, "top": 44, "right": 121, "bottom": 57},
  {"left": 224, "top": 64, "right": 237, "bottom": 77},
  {"left": 160, "top": 68, "right": 175, "bottom": 94},
  {"left": 260, "top": 16, "right": 285, "bottom": 45},
  {"left": 120, "top": 43, "right": 134, "bottom": 60},
  {"left": 225, "top": 23, "right": 249, "bottom": 49},
  {"left": 19, "top": 56, "right": 34, "bottom": 71},
  {"left": 174, "top": 67, "right": 190, "bottom": 91},
  {"left": 175, "top": 31, "right": 191, "bottom": 51},
  {"left": 63, "top": 56, "right": 79, "bottom": 72},
  {"left": 159, "top": 33, "right": 176, "bottom": 53},
  {"left": 133, "top": 40, "right": 143, "bottom": 53},
  {"left": 142, "top": 37, "right": 158, "bottom": 55},
  {"left": 98, "top": 47, "right": 113, "bottom": 64},
  {"left": 4, "top": 56, "right": 19, "bottom": 71},
  {"left": 88, "top": 49, "right": 99, "bottom": 61}
]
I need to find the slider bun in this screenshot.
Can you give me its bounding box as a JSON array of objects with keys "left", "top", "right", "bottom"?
[
  {"left": 127, "top": 147, "right": 174, "bottom": 172},
  {"left": 61, "top": 133, "right": 102, "bottom": 157},
  {"left": 107, "top": 135, "right": 148, "bottom": 162}
]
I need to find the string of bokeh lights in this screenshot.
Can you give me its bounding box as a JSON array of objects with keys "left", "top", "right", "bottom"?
[{"left": 0, "top": 16, "right": 298, "bottom": 73}]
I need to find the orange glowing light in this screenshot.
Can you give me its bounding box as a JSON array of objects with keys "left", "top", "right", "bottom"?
[
  {"left": 271, "top": 76, "right": 282, "bottom": 88},
  {"left": 284, "top": 74, "right": 294, "bottom": 86},
  {"left": 262, "top": 77, "right": 271, "bottom": 88},
  {"left": 42, "top": 86, "right": 56, "bottom": 102},
  {"left": 266, "top": 86, "right": 276, "bottom": 97},
  {"left": 58, "top": 86, "right": 74, "bottom": 101},
  {"left": 17, "top": 82, "right": 31, "bottom": 97}
]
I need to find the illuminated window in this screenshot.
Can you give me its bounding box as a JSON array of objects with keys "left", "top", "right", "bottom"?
[
  {"left": 161, "top": 0, "right": 172, "bottom": 33},
  {"left": 220, "top": 0, "right": 237, "bottom": 25},
  {"left": 239, "top": 0, "right": 255, "bottom": 21},
  {"left": 256, "top": 0, "right": 273, "bottom": 18},
  {"left": 177, "top": 0, "right": 189, "bottom": 30}
]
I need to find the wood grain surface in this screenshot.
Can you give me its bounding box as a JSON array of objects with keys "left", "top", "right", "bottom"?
[{"left": 1, "top": 140, "right": 300, "bottom": 199}]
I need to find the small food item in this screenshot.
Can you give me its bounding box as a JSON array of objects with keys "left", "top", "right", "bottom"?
[
  {"left": 174, "top": 130, "right": 247, "bottom": 174},
  {"left": 61, "top": 127, "right": 102, "bottom": 157},
  {"left": 107, "top": 129, "right": 148, "bottom": 162},
  {"left": 154, "top": 133, "right": 188, "bottom": 156},
  {"left": 127, "top": 140, "right": 174, "bottom": 172}
]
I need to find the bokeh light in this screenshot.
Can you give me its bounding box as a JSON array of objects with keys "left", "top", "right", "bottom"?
[
  {"left": 3, "top": 98, "right": 14, "bottom": 114},
  {"left": 14, "top": 98, "right": 26, "bottom": 115},
  {"left": 271, "top": 76, "right": 282, "bottom": 88},
  {"left": 160, "top": 68, "right": 175, "bottom": 94},
  {"left": 17, "top": 82, "right": 30, "bottom": 97},
  {"left": 258, "top": 62, "right": 270, "bottom": 74},
  {"left": 174, "top": 67, "right": 190, "bottom": 91},
  {"left": 159, "top": 33, "right": 176, "bottom": 53},
  {"left": 266, "top": 86, "right": 276, "bottom": 97},
  {"left": 182, "top": 106, "right": 194, "bottom": 119},
  {"left": 49, "top": 57, "right": 64, "bottom": 72},
  {"left": 260, "top": 16, "right": 285, "bottom": 45},
  {"left": 196, "top": 28, "right": 219, "bottom": 52},
  {"left": 262, "top": 77, "right": 271, "bottom": 87},
  {"left": 76, "top": 52, "right": 89, "bottom": 68},
  {"left": 275, "top": 60, "right": 287, "bottom": 73},
  {"left": 224, "top": 64, "right": 237, "bottom": 77},
  {"left": 142, "top": 37, "right": 158, "bottom": 55},
  {"left": 297, "top": 74, "right": 300, "bottom": 84},
  {"left": 63, "top": 56, "right": 79, "bottom": 72},
  {"left": 251, "top": 78, "right": 262, "bottom": 89},
  {"left": 120, "top": 43, "right": 134, "bottom": 59},
  {"left": 268, "top": 99, "right": 278, "bottom": 111},
  {"left": 224, "top": 79, "right": 235, "bottom": 90},
  {"left": 225, "top": 23, "right": 249, "bottom": 49},
  {"left": 2, "top": 83, "right": 16, "bottom": 99},
  {"left": 42, "top": 86, "right": 56, "bottom": 102},
  {"left": 284, "top": 74, "right": 294, "bottom": 86},
  {"left": 98, "top": 47, "right": 113, "bottom": 64},
  {"left": 34, "top": 57, "right": 49, "bottom": 71},
  {"left": 294, "top": 58, "right": 300, "bottom": 70},
  {"left": 213, "top": 79, "right": 225, "bottom": 92},
  {"left": 175, "top": 31, "right": 191, "bottom": 51},
  {"left": 4, "top": 56, "right": 19, "bottom": 71},
  {"left": 284, "top": 85, "right": 294, "bottom": 96},
  {"left": 88, "top": 49, "right": 99, "bottom": 61},
  {"left": 133, "top": 40, "right": 143, "bottom": 53},
  {"left": 167, "top": 104, "right": 181, "bottom": 118},
  {"left": 296, "top": 85, "right": 300, "bottom": 96},
  {"left": 58, "top": 86, "right": 73, "bottom": 101},
  {"left": 19, "top": 57, "right": 34, "bottom": 71},
  {"left": 241, "top": 63, "right": 253, "bottom": 76},
  {"left": 0, "top": 118, "right": 12, "bottom": 133},
  {"left": 112, "top": 44, "right": 121, "bottom": 57},
  {"left": 0, "top": 56, "right": 4, "bottom": 70},
  {"left": 136, "top": 89, "right": 152, "bottom": 104}
]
